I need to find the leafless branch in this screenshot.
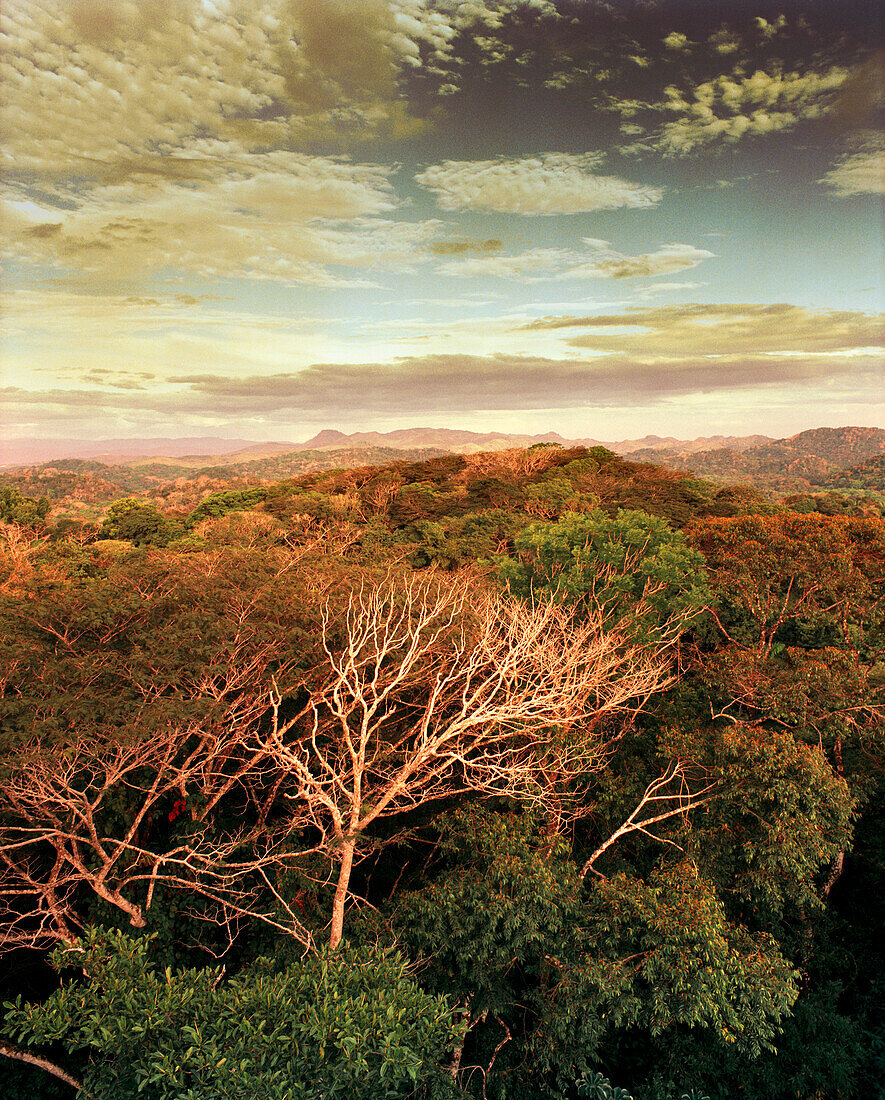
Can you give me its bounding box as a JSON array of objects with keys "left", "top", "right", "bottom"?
[{"left": 580, "top": 759, "right": 717, "bottom": 880}]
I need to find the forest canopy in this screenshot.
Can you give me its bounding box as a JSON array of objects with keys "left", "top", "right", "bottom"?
[{"left": 1, "top": 444, "right": 882, "bottom": 1100}]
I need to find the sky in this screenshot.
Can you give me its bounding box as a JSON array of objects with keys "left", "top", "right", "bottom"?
[{"left": 1, "top": 0, "right": 884, "bottom": 446}]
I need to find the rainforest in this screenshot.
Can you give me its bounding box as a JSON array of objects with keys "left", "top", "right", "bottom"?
[{"left": 1, "top": 442, "right": 882, "bottom": 1100}]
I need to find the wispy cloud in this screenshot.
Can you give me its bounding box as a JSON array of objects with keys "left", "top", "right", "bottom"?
[
  {"left": 819, "top": 141, "right": 885, "bottom": 195},
  {"left": 437, "top": 240, "right": 713, "bottom": 282},
  {"left": 2, "top": 155, "right": 443, "bottom": 285},
  {"left": 6, "top": 346, "right": 878, "bottom": 436},
  {"left": 524, "top": 303, "right": 885, "bottom": 356}
]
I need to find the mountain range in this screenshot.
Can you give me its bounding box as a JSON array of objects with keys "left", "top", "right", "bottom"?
[{"left": 1, "top": 428, "right": 772, "bottom": 469}]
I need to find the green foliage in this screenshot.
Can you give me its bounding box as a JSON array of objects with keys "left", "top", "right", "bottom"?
[
  {"left": 3, "top": 928, "right": 462, "bottom": 1100},
  {"left": 577, "top": 1071, "right": 711, "bottom": 1100},
  {"left": 393, "top": 811, "right": 609, "bottom": 1095},
  {"left": 498, "top": 509, "right": 708, "bottom": 639},
  {"left": 585, "top": 861, "right": 798, "bottom": 1057},
  {"left": 99, "top": 498, "right": 175, "bottom": 546},
  {"left": 523, "top": 476, "right": 577, "bottom": 518},
  {"left": 661, "top": 721, "right": 855, "bottom": 917},
  {"left": 0, "top": 487, "right": 50, "bottom": 526},
  {"left": 185, "top": 488, "right": 267, "bottom": 528},
  {"left": 584, "top": 447, "right": 618, "bottom": 467},
  {"left": 393, "top": 812, "right": 797, "bottom": 1098},
  {"left": 577, "top": 1071, "right": 637, "bottom": 1099}
]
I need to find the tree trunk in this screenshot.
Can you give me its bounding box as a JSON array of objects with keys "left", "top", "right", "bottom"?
[
  {"left": 329, "top": 836, "right": 356, "bottom": 950},
  {"left": 823, "top": 736, "right": 846, "bottom": 900}
]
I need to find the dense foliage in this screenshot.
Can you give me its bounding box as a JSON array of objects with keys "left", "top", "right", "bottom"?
[{"left": 1, "top": 443, "right": 882, "bottom": 1099}]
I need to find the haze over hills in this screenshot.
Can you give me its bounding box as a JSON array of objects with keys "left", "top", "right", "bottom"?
[
  {"left": 1, "top": 428, "right": 774, "bottom": 469},
  {"left": 0, "top": 437, "right": 276, "bottom": 467}
]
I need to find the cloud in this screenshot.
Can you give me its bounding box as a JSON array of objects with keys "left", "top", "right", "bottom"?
[
  {"left": 659, "top": 64, "right": 850, "bottom": 153},
  {"left": 523, "top": 303, "right": 885, "bottom": 357},
  {"left": 435, "top": 247, "right": 571, "bottom": 280},
  {"left": 831, "top": 51, "right": 885, "bottom": 125},
  {"left": 7, "top": 343, "right": 877, "bottom": 436},
  {"left": 708, "top": 27, "right": 740, "bottom": 55},
  {"left": 414, "top": 154, "right": 662, "bottom": 214},
  {"left": 663, "top": 32, "right": 691, "bottom": 51},
  {"left": 430, "top": 238, "right": 503, "bottom": 256},
  {"left": 164, "top": 352, "right": 867, "bottom": 414},
  {"left": 437, "top": 240, "right": 714, "bottom": 282},
  {"left": 3, "top": 0, "right": 474, "bottom": 285},
  {"left": 819, "top": 143, "right": 885, "bottom": 196},
  {"left": 0, "top": 287, "right": 357, "bottom": 393},
  {"left": 754, "top": 15, "right": 787, "bottom": 40},
  {"left": 4, "top": 292, "right": 882, "bottom": 438},
  {"left": 0, "top": 0, "right": 569, "bottom": 181},
  {"left": 566, "top": 241, "right": 714, "bottom": 280},
  {"left": 1, "top": 155, "right": 445, "bottom": 285}
]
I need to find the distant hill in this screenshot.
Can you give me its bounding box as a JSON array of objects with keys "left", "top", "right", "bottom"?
[
  {"left": 8, "top": 428, "right": 885, "bottom": 529},
  {"left": 630, "top": 426, "right": 885, "bottom": 492},
  {"left": 0, "top": 447, "right": 450, "bottom": 515},
  {"left": 5, "top": 427, "right": 883, "bottom": 510},
  {"left": 299, "top": 427, "right": 576, "bottom": 453}
]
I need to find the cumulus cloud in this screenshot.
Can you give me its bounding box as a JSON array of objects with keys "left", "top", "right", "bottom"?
[
  {"left": 663, "top": 32, "right": 691, "bottom": 51},
  {"left": 3, "top": 0, "right": 498, "bottom": 284},
  {"left": 708, "top": 27, "right": 741, "bottom": 55},
  {"left": 437, "top": 240, "right": 713, "bottom": 282},
  {"left": 2, "top": 1, "right": 593, "bottom": 285},
  {"left": 659, "top": 65, "right": 850, "bottom": 153},
  {"left": 414, "top": 154, "right": 662, "bottom": 214},
  {"left": 754, "top": 15, "right": 788, "bottom": 40},
  {"left": 819, "top": 143, "right": 885, "bottom": 195},
  {"left": 1, "top": 0, "right": 565, "bottom": 180}
]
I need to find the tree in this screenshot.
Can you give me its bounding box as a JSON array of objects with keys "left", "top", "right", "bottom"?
[
  {"left": 393, "top": 811, "right": 796, "bottom": 1099},
  {"left": 686, "top": 512, "right": 884, "bottom": 899},
  {"left": 686, "top": 512, "right": 885, "bottom": 659},
  {"left": 0, "top": 488, "right": 50, "bottom": 528},
  {"left": 266, "top": 571, "right": 681, "bottom": 950},
  {"left": 99, "top": 498, "right": 171, "bottom": 546},
  {"left": 2, "top": 927, "right": 462, "bottom": 1099},
  {"left": 0, "top": 708, "right": 317, "bottom": 953},
  {"left": 498, "top": 508, "right": 709, "bottom": 641},
  {"left": 0, "top": 555, "right": 694, "bottom": 957}
]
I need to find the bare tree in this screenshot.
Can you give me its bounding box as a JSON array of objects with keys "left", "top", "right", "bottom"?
[
  {"left": 266, "top": 573, "right": 680, "bottom": 949},
  {"left": 0, "top": 692, "right": 318, "bottom": 953}
]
